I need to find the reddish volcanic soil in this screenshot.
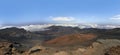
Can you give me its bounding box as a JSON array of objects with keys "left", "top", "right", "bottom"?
[{"left": 44, "top": 33, "right": 97, "bottom": 46}]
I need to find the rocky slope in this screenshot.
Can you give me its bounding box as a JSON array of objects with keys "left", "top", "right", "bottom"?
[{"left": 1, "top": 39, "right": 118, "bottom": 55}]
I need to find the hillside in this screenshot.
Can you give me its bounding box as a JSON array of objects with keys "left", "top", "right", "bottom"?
[
  {"left": 44, "top": 33, "right": 97, "bottom": 46},
  {"left": 0, "top": 26, "right": 120, "bottom": 55}
]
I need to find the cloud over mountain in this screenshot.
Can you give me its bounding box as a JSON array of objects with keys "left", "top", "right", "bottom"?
[{"left": 0, "top": 24, "right": 120, "bottom": 32}]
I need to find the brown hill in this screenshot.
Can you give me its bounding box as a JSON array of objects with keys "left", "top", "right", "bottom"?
[{"left": 44, "top": 33, "right": 97, "bottom": 46}]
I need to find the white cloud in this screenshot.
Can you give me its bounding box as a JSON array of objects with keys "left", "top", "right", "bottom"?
[
  {"left": 51, "top": 16, "right": 75, "bottom": 21},
  {"left": 0, "top": 26, "right": 14, "bottom": 29},
  {"left": 110, "top": 15, "right": 120, "bottom": 20},
  {"left": 20, "top": 24, "right": 53, "bottom": 31}
]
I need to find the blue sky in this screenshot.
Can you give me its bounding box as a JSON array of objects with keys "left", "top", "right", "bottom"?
[{"left": 0, "top": 0, "right": 120, "bottom": 25}]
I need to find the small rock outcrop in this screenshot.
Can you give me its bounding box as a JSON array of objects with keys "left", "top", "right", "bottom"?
[
  {"left": 53, "top": 51, "right": 69, "bottom": 55},
  {"left": 27, "top": 45, "right": 46, "bottom": 55},
  {"left": 0, "top": 41, "right": 26, "bottom": 55},
  {"left": 105, "top": 46, "right": 120, "bottom": 55}
]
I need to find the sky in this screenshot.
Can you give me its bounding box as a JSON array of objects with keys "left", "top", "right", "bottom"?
[{"left": 0, "top": 0, "right": 120, "bottom": 25}]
